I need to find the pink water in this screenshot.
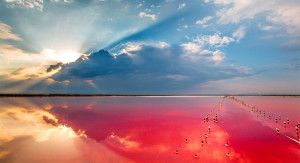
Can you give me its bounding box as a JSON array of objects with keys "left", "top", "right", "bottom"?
[{"left": 0, "top": 96, "right": 299, "bottom": 162}]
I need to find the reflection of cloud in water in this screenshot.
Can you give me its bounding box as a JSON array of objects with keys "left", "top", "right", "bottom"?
[
  {"left": 0, "top": 135, "right": 131, "bottom": 163},
  {"left": 105, "top": 133, "right": 139, "bottom": 150},
  {"left": 0, "top": 101, "right": 86, "bottom": 143},
  {"left": 0, "top": 100, "right": 131, "bottom": 162},
  {"left": 0, "top": 106, "right": 59, "bottom": 142},
  {"left": 1, "top": 97, "right": 299, "bottom": 162}
]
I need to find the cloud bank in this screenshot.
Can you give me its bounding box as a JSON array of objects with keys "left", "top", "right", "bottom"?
[
  {"left": 0, "top": 22, "right": 22, "bottom": 40},
  {"left": 205, "top": 0, "right": 300, "bottom": 35},
  {"left": 49, "top": 42, "right": 251, "bottom": 94}
]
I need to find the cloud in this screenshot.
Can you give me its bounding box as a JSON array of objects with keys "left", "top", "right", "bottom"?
[
  {"left": 206, "top": 0, "right": 273, "bottom": 24},
  {"left": 205, "top": 0, "right": 300, "bottom": 35},
  {"left": 183, "top": 25, "right": 188, "bottom": 28},
  {"left": 280, "top": 39, "right": 300, "bottom": 52},
  {"left": 5, "top": 0, "right": 74, "bottom": 11},
  {"left": 0, "top": 22, "right": 22, "bottom": 41},
  {"left": 136, "top": 3, "right": 142, "bottom": 8},
  {"left": 119, "top": 42, "right": 142, "bottom": 55},
  {"left": 116, "top": 41, "right": 170, "bottom": 55},
  {"left": 0, "top": 44, "right": 23, "bottom": 54},
  {"left": 177, "top": 3, "right": 186, "bottom": 10},
  {"left": 196, "top": 16, "right": 213, "bottom": 25},
  {"left": 232, "top": 26, "right": 246, "bottom": 42},
  {"left": 0, "top": 44, "right": 83, "bottom": 79},
  {"left": 165, "top": 74, "right": 190, "bottom": 81},
  {"left": 49, "top": 42, "right": 251, "bottom": 94},
  {"left": 52, "top": 50, "right": 133, "bottom": 79},
  {"left": 4, "top": 0, "right": 44, "bottom": 11},
  {"left": 180, "top": 32, "right": 241, "bottom": 62},
  {"left": 46, "top": 62, "right": 63, "bottom": 73},
  {"left": 212, "top": 50, "right": 225, "bottom": 61},
  {"left": 181, "top": 42, "right": 202, "bottom": 54},
  {"left": 11, "top": 67, "right": 27, "bottom": 75},
  {"left": 193, "top": 32, "right": 235, "bottom": 47},
  {"left": 288, "top": 57, "right": 300, "bottom": 70},
  {"left": 50, "top": 0, "right": 74, "bottom": 2},
  {"left": 258, "top": 24, "right": 278, "bottom": 31},
  {"left": 180, "top": 42, "right": 225, "bottom": 62},
  {"left": 41, "top": 49, "right": 82, "bottom": 64},
  {"left": 139, "top": 12, "right": 157, "bottom": 21}
]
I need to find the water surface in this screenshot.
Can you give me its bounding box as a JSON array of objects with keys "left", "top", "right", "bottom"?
[{"left": 0, "top": 96, "right": 299, "bottom": 162}]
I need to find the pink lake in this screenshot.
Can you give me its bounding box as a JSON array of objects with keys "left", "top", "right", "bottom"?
[{"left": 0, "top": 96, "right": 299, "bottom": 163}]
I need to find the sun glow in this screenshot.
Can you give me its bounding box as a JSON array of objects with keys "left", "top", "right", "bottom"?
[{"left": 42, "top": 49, "right": 82, "bottom": 64}]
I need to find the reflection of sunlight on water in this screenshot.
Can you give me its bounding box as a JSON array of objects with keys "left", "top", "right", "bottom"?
[
  {"left": 0, "top": 151, "right": 10, "bottom": 159},
  {"left": 57, "top": 125, "right": 80, "bottom": 138},
  {"left": 0, "top": 106, "right": 57, "bottom": 142},
  {"left": 228, "top": 96, "right": 300, "bottom": 142},
  {"left": 0, "top": 97, "right": 299, "bottom": 162},
  {"left": 56, "top": 125, "right": 87, "bottom": 139},
  {"left": 105, "top": 133, "right": 139, "bottom": 150},
  {"left": 0, "top": 106, "right": 87, "bottom": 142},
  {"left": 0, "top": 103, "right": 86, "bottom": 159},
  {"left": 0, "top": 98, "right": 132, "bottom": 163}
]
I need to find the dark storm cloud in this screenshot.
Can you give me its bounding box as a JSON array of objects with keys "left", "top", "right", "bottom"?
[
  {"left": 48, "top": 44, "right": 252, "bottom": 94},
  {"left": 52, "top": 50, "right": 133, "bottom": 79},
  {"left": 46, "top": 62, "right": 63, "bottom": 73}
]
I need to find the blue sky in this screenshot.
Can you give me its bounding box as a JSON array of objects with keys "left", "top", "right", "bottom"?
[{"left": 0, "top": 0, "right": 299, "bottom": 94}]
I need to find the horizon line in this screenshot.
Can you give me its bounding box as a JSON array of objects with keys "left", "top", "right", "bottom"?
[{"left": 0, "top": 94, "right": 299, "bottom": 97}]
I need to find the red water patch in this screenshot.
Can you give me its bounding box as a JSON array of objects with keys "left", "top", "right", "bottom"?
[{"left": 0, "top": 96, "right": 299, "bottom": 162}]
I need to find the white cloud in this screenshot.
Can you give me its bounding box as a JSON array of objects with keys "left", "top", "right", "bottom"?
[
  {"left": 4, "top": 0, "right": 44, "bottom": 11},
  {"left": 165, "top": 74, "right": 190, "bottom": 81},
  {"left": 0, "top": 44, "right": 47, "bottom": 77},
  {"left": 181, "top": 41, "right": 225, "bottom": 62},
  {"left": 258, "top": 24, "right": 278, "bottom": 31},
  {"left": 0, "top": 22, "right": 22, "bottom": 41},
  {"left": 266, "top": 4, "right": 300, "bottom": 34},
  {"left": 0, "top": 43, "right": 85, "bottom": 79},
  {"left": 120, "top": 43, "right": 142, "bottom": 55},
  {"left": 206, "top": 0, "right": 300, "bottom": 35},
  {"left": 137, "top": 3, "right": 142, "bottom": 8},
  {"left": 212, "top": 50, "right": 225, "bottom": 61},
  {"left": 181, "top": 42, "right": 203, "bottom": 54},
  {"left": 41, "top": 49, "right": 81, "bottom": 64},
  {"left": 5, "top": 0, "right": 74, "bottom": 11},
  {"left": 209, "top": 35, "right": 234, "bottom": 46},
  {"left": 183, "top": 25, "right": 188, "bottom": 28},
  {"left": 0, "top": 44, "right": 23, "bottom": 54},
  {"left": 196, "top": 16, "right": 213, "bottom": 25},
  {"left": 232, "top": 26, "right": 246, "bottom": 42},
  {"left": 194, "top": 32, "right": 235, "bottom": 47},
  {"left": 180, "top": 32, "right": 240, "bottom": 62},
  {"left": 158, "top": 41, "right": 170, "bottom": 48},
  {"left": 139, "top": 12, "right": 157, "bottom": 21},
  {"left": 177, "top": 3, "right": 186, "bottom": 10},
  {"left": 118, "top": 41, "right": 170, "bottom": 56},
  {"left": 0, "top": 44, "right": 82, "bottom": 65},
  {"left": 50, "top": 0, "right": 74, "bottom": 2}
]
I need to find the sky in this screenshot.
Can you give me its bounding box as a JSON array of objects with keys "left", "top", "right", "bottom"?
[{"left": 0, "top": 0, "right": 299, "bottom": 95}]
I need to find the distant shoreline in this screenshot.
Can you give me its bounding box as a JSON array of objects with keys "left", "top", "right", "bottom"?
[{"left": 0, "top": 94, "right": 299, "bottom": 98}]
